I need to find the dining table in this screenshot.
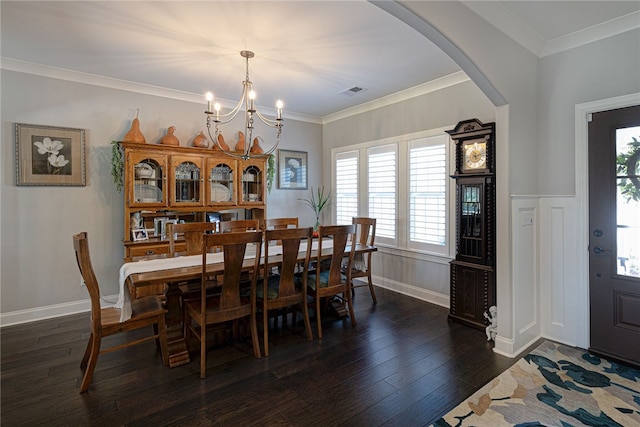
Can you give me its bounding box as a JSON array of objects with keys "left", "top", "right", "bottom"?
[{"left": 117, "top": 238, "right": 377, "bottom": 367}]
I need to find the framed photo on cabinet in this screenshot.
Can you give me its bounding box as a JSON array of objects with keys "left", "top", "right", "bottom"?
[
  {"left": 278, "top": 149, "right": 307, "bottom": 189},
  {"left": 132, "top": 228, "right": 149, "bottom": 241},
  {"left": 15, "top": 123, "right": 86, "bottom": 186}
]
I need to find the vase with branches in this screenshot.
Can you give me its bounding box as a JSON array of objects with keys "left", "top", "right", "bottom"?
[{"left": 299, "top": 186, "right": 332, "bottom": 232}]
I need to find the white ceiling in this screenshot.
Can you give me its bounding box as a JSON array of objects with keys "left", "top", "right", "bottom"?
[{"left": 1, "top": 1, "right": 638, "bottom": 121}]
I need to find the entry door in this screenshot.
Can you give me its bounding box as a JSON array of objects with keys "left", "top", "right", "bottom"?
[{"left": 588, "top": 104, "right": 640, "bottom": 365}]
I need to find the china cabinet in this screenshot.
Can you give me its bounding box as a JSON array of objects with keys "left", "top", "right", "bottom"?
[
  {"left": 121, "top": 142, "right": 266, "bottom": 258},
  {"left": 447, "top": 119, "right": 496, "bottom": 330}
]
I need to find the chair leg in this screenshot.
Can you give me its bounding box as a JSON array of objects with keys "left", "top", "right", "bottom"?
[
  {"left": 250, "top": 311, "right": 261, "bottom": 359},
  {"left": 79, "top": 335, "right": 101, "bottom": 393},
  {"left": 157, "top": 316, "right": 169, "bottom": 367},
  {"left": 346, "top": 291, "right": 357, "bottom": 327},
  {"left": 80, "top": 332, "right": 93, "bottom": 367},
  {"left": 315, "top": 295, "right": 323, "bottom": 339},
  {"left": 200, "top": 320, "right": 206, "bottom": 379},
  {"left": 263, "top": 305, "right": 269, "bottom": 357},
  {"left": 301, "top": 302, "right": 313, "bottom": 341},
  {"left": 367, "top": 273, "right": 377, "bottom": 304}
]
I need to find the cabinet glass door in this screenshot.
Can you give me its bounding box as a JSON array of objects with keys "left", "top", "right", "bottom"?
[
  {"left": 130, "top": 153, "right": 166, "bottom": 206},
  {"left": 171, "top": 155, "right": 203, "bottom": 206},
  {"left": 206, "top": 159, "right": 236, "bottom": 205},
  {"left": 240, "top": 161, "right": 264, "bottom": 204}
]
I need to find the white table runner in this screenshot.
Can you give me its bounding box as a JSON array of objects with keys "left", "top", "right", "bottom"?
[{"left": 115, "top": 239, "right": 330, "bottom": 322}]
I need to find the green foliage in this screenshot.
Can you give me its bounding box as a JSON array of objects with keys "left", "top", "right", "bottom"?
[
  {"left": 111, "top": 140, "right": 124, "bottom": 193},
  {"left": 267, "top": 154, "right": 275, "bottom": 193},
  {"left": 616, "top": 136, "right": 640, "bottom": 202},
  {"left": 299, "top": 186, "right": 332, "bottom": 229}
]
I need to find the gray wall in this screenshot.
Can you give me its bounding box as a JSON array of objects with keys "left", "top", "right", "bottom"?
[
  {"left": 0, "top": 70, "right": 321, "bottom": 318},
  {"left": 538, "top": 29, "right": 640, "bottom": 195}
]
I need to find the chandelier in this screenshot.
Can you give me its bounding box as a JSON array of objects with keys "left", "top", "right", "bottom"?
[{"left": 205, "top": 50, "right": 284, "bottom": 160}]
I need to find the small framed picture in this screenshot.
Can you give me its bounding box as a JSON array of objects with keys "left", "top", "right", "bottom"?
[
  {"left": 162, "top": 219, "right": 178, "bottom": 240},
  {"left": 132, "top": 228, "right": 149, "bottom": 241},
  {"left": 278, "top": 149, "right": 307, "bottom": 189},
  {"left": 154, "top": 217, "right": 169, "bottom": 237},
  {"left": 15, "top": 123, "right": 86, "bottom": 186}
]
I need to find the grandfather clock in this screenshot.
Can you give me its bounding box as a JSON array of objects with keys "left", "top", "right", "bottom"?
[{"left": 447, "top": 119, "right": 496, "bottom": 330}]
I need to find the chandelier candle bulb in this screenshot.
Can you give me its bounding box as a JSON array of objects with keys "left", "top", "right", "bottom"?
[
  {"left": 249, "top": 91, "right": 256, "bottom": 111},
  {"left": 206, "top": 92, "right": 213, "bottom": 113}
]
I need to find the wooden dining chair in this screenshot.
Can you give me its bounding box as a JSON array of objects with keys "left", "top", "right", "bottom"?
[
  {"left": 73, "top": 232, "right": 168, "bottom": 393},
  {"left": 167, "top": 221, "right": 219, "bottom": 255},
  {"left": 258, "top": 227, "right": 313, "bottom": 356},
  {"left": 167, "top": 222, "right": 221, "bottom": 301},
  {"left": 183, "top": 231, "right": 263, "bottom": 378},
  {"left": 306, "top": 224, "right": 357, "bottom": 339},
  {"left": 264, "top": 217, "right": 299, "bottom": 230},
  {"left": 219, "top": 219, "right": 260, "bottom": 233},
  {"left": 264, "top": 217, "right": 299, "bottom": 248},
  {"left": 348, "top": 217, "right": 377, "bottom": 303}
]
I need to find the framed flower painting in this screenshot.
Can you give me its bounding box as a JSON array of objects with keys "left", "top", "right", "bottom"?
[{"left": 15, "top": 123, "right": 86, "bottom": 186}]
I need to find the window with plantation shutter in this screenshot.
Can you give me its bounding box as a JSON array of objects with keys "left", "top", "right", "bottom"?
[
  {"left": 409, "top": 136, "right": 447, "bottom": 253},
  {"left": 368, "top": 145, "right": 396, "bottom": 241},
  {"left": 335, "top": 151, "right": 358, "bottom": 225},
  {"left": 332, "top": 128, "right": 451, "bottom": 258}
]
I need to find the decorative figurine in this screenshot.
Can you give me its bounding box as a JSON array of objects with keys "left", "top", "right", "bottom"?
[
  {"left": 250, "top": 136, "right": 264, "bottom": 154},
  {"left": 130, "top": 212, "right": 141, "bottom": 231},
  {"left": 214, "top": 133, "right": 230, "bottom": 151},
  {"left": 161, "top": 126, "right": 179, "bottom": 146},
  {"left": 484, "top": 305, "right": 497, "bottom": 341},
  {"left": 234, "top": 131, "right": 245, "bottom": 152},
  {"left": 123, "top": 109, "right": 146, "bottom": 143},
  {"left": 192, "top": 131, "right": 208, "bottom": 148}
]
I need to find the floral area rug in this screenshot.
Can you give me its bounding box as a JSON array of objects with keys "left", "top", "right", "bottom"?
[{"left": 431, "top": 340, "right": 640, "bottom": 426}]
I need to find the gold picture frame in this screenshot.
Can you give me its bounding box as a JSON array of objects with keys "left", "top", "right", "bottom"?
[{"left": 15, "top": 123, "right": 86, "bottom": 186}]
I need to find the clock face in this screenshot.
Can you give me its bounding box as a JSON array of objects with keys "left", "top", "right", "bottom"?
[{"left": 463, "top": 141, "right": 487, "bottom": 170}]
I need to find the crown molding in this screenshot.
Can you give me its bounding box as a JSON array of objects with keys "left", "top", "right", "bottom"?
[
  {"left": 463, "top": 3, "right": 640, "bottom": 58},
  {"left": 541, "top": 11, "right": 640, "bottom": 57},
  {"left": 322, "top": 71, "right": 470, "bottom": 124},
  {"left": 0, "top": 57, "right": 322, "bottom": 125}
]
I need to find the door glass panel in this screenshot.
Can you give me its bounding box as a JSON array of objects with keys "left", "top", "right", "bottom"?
[
  {"left": 133, "top": 158, "right": 163, "bottom": 203},
  {"left": 242, "top": 165, "right": 262, "bottom": 202},
  {"left": 210, "top": 163, "right": 234, "bottom": 202},
  {"left": 616, "top": 126, "right": 640, "bottom": 278},
  {"left": 175, "top": 161, "right": 201, "bottom": 203}
]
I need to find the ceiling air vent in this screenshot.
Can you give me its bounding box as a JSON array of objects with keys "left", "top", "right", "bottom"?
[{"left": 338, "top": 86, "right": 366, "bottom": 97}]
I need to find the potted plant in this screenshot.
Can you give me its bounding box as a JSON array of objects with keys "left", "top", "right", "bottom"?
[{"left": 299, "top": 186, "right": 332, "bottom": 235}]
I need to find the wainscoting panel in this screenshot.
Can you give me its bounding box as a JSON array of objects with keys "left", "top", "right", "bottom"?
[
  {"left": 511, "top": 197, "right": 539, "bottom": 351},
  {"left": 539, "top": 197, "right": 579, "bottom": 345}
]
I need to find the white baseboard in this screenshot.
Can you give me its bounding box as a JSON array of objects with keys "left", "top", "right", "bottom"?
[
  {"left": 370, "top": 276, "right": 450, "bottom": 308},
  {"left": 1, "top": 281, "right": 447, "bottom": 328},
  {"left": 0, "top": 294, "right": 118, "bottom": 327}
]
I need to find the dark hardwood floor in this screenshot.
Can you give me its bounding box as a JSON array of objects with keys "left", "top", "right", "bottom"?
[{"left": 1, "top": 287, "right": 528, "bottom": 426}]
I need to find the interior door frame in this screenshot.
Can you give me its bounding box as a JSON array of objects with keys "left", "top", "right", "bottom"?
[{"left": 574, "top": 92, "right": 640, "bottom": 349}]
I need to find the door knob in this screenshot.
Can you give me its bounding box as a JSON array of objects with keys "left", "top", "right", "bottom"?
[
  {"left": 592, "top": 246, "right": 607, "bottom": 254},
  {"left": 593, "top": 229, "right": 603, "bottom": 237}
]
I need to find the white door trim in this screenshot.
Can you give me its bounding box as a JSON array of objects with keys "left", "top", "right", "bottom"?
[{"left": 574, "top": 93, "right": 640, "bottom": 349}]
